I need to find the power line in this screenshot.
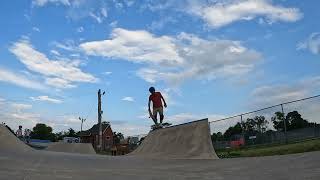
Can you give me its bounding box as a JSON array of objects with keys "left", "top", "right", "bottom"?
[{"left": 209, "top": 94, "right": 320, "bottom": 123}]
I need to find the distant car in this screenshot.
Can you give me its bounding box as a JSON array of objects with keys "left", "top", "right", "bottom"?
[
  {"left": 63, "top": 137, "right": 80, "bottom": 143},
  {"left": 230, "top": 135, "right": 245, "bottom": 148}
]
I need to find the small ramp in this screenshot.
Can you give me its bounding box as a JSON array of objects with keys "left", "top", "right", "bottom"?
[
  {"left": 129, "top": 119, "right": 218, "bottom": 159},
  {"left": 0, "top": 125, "right": 33, "bottom": 153},
  {"left": 46, "top": 142, "right": 96, "bottom": 154}
]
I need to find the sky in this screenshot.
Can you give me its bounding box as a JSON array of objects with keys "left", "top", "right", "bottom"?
[{"left": 0, "top": 0, "right": 320, "bottom": 136}]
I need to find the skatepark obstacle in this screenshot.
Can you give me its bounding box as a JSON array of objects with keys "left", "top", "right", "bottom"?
[
  {"left": 0, "top": 125, "right": 33, "bottom": 153},
  {"left": 1, "top": 119, "right": 217, "bottom": 159},
  {"left": 45, "top": 142, "right": 96, "bottom": 154},
  {"left": 129, "top": 119, "right": 218, "bottom": 159}
]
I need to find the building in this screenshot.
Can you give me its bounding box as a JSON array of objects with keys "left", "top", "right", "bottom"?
[
  {"left": 111, "top": 138, "right": 130, "bottom": 156},
  {"left": 79, "top": 122, "right": 113, "bottom": 151}
]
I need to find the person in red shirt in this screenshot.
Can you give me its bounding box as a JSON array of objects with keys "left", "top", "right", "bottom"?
[{"left": 148, "top": 87, "right": 167, "bottom": 125}]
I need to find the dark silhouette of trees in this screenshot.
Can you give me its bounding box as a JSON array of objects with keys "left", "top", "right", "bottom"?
[
  {"left": 271, "top": 110, "right": 312, "bottom": 131},
  {"left": 113, "top": 132, "right": 124, "bottom": 144},
  {"left": 211, "top": 132, "right": 224, "bottom": 141},
  {"left": 31, "top": 123, "right": 56, "bottom": 141}
]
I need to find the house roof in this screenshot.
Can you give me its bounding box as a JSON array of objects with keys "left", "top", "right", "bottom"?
[{"left": 79, "top": 123, "right": 110, "bottom": 136}]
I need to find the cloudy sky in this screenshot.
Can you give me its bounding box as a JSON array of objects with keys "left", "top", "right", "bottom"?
[{"left": 0, "top": 0, "right": 319, "bottom": 135}]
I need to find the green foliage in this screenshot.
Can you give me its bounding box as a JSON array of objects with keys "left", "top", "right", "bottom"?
[
  {"left": 216, "top": 138, "right": 320, "bottom": 158},
  {"left": 54, "top": 128, "right": 79, "bottom": 141},
  {"left": 271, "top": 112, "right": 286, "bottom": 131},
  {"left": 211, "top": 132, "right": 224, "bottom": 141},
  {"left": 67, "top": 128, "right": 77, "bottom": 137},
  {"left": 224, "top": 122, "right": 243, "bottom": 139},
  {"left": 31, "top": 123, "right": 56, "bottom": 141},
  {"left": 113, "top": 132, "right": 124, "bottom": 144},
  {"left": 271, "top": 111, "right": 312, "bottom": 131}
]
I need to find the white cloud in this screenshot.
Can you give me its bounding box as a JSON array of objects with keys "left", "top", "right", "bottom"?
[
  {"left": 10, "top": 103, "right": 33, "bottom": 111},
  {"left": 0, "top": 100, "right": 39, "bottom": 130},
  {"left": 32, "top": 27, "right": 40, "bottom": 32},
  {"left": 32, "top": 0, "right": 70, "bottom": 6},
  {"left": 297, "top": 33, "right": 320, "bottom": 55},
  {"left": 101, "top": 7, "right": 108, "bottom": 17},
  {"left": 166, "top": 113, "right": 225, "bottom": 125},
  {"left": 251, "top": 76, "right": 320, "bottom": 107},
  {"left": 111, "top": 122, "right": 150, "bottom": 136},
  {"left": 52, "top": 40, "right": 78, "bottom": 52},
  {"left": 77, "top": 26, "right": 84, "bottom": 33},
  {"left": 81, "top": 28, "right": 261, "bottom": 85},
  {"left": 45, "top": 77, "right": 76, "bottom": 89},
  {"left": 189, "top": 0, "right": 302, "bottom": 28},
  {"left": 103, "top": 71, "right": 112, "bottom": 75},
  {"left": 30, "top": 95, "right": 63, "bottom": 104},
  {"left": 122, "top": 96, "right": 135, "bottom": 102},
  {"left": 0, "top": 67, "right": 46, "bottom": 90},
  {"left": 248, "top": 76, "right": 320, "bottom": 124},
  {"left": 10, "top": 39, "right": 97, "bottom": 89},
  {"left": 149, "top": 16, "right": 176, "bottom": 31},
  {"left": 50, "top": 50, "right": 61, "bottom": 56},
  {"left": 138, "top": 32, "right": 261, "bottom": 85},
  {"left": 109, "top": 21, "right": 118, "bottom": 28},
  {"left": 80, "top": 28, "right": 183, "bottom": 65},
  {"left": 89, "top": 12, "right": 103, "bottom": 23}
]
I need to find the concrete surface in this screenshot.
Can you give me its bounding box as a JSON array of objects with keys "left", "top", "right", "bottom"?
[
  {"left": 46, "top": 142, "right": 96, "bottom": 154},
  {"left": 129, "top": 119, "right": 218, "bottom": 159},
  {"left": 1, "top": 123, "right": 320, "bottom": 180}
]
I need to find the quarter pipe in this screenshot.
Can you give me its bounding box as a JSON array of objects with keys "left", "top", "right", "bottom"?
[{"left": 129, "top": 119, "right": 218, "bottom": 159}]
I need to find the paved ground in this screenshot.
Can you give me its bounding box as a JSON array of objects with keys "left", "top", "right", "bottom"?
[
  {"left": 46, "top": 142, "right": 96, "bottom": 154},
  {"left": 0, "top": 150, "right": 319, "bottom": 180},
  {"left": 1, "top": 123, "right": 320, "bottom": 179}
]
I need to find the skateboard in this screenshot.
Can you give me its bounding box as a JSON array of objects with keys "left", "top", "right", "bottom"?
[{"left": 151, "top": 122, "right": 172, "bottom": 131}]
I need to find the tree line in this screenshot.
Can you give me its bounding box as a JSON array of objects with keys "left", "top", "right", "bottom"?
[
  {"left": 24, "top": 123, "right": 124, "bottom": 144},
  {"left": 212, "top": 110, "right": 319, "bottom": 141}
]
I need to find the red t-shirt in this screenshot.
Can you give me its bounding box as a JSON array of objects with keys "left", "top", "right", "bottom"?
[{"left": 149, "top": 92, "right": 163, "bottom": 108}]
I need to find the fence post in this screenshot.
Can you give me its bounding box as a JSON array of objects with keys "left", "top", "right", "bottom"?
[{"left": 281, "top": 104, "right": 287, "bottom": 143}]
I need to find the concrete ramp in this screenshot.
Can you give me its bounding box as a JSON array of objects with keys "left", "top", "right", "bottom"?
[
  {"left": 129, "top": 119, "right": 218, "bottom": 159},
  {"left": 0, "top": 125, "right": 33, "bottom": 153},
  {"left": 46, "top": 142, "right": 96, "bottom": 154}
]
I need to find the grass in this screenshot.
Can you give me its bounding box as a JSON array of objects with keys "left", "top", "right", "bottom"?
[{"left": 216, "top": 138, "right": 320, "bottom": 158}]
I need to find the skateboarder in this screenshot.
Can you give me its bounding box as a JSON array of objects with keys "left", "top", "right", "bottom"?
[
  {"left": 148, "top": 87, "right": 167, "bottom": 125},
  {"left": 24, "top": 129, "right": 31, "bottom": 143},
  {"left": 16, "top": 125, "right": 23, "bottom": 141}
]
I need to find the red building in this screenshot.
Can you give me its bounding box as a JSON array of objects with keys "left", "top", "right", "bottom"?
[{"left": 79, "top": 122, "right": 113, "bottom": 151}]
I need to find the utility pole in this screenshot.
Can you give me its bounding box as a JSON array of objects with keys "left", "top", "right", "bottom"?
[
  {"left": 97, "top": 89, "right": 105, "bottom": 151},
  {"left": 79, "top": 117, "right": 86, "bottom": 132},
  {"left": 281, "top": 104, "right": 287, "bottom": 143}
]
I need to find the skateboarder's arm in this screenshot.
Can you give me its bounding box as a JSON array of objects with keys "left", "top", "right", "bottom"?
[
  {"left": 148, "top": 99, "right": 151, "bottom": 110},
  {"left": 161, "top": 94, "right": 167, "bottom": 108}
]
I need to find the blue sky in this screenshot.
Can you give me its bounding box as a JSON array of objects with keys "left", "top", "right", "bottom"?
[{"left": 0, "top": 0, "right": 320, "bottom": 135}]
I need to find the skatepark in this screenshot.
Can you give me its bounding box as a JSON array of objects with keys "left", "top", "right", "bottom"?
[{"left": 1, "top": 119, "right": 320, "bottom": 180}]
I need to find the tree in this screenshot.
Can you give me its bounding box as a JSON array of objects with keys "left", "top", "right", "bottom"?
[
  {"left": 272, "top": 110, "right": 311, "bottom": 131},
  {"left": 211, "top": 132, "right": 224, "bottom": 141},
  {"left": 271, "top": 112, "right": 286, "bottom": 131},
  {"left": 254, "top": 116, "right": 269, "bottom": 133},
  {"left": 224, "top": 122, "right": 242, "bottom": 139},
  {"left": 31, "top": 123, "right": 56, "bottom": 141},
  {"left": 67, "top": 128, "right": 77, "bottom": 137},
  {"left": 286, "top": 111, "right": 310, "bottom": 130},
  {"left": 241, "top": 116, "right": 268, "bottom": 134},
  {"left": 113, "top": 132, "right": 124, "bottom": 144},
  {"left": 241, "top": 118, "right": 255, "bottom": 133}
]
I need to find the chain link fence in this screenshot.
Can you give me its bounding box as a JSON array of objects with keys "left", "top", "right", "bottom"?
[{"left": 209, "top": 95, "right": 320, "bottom": 150}]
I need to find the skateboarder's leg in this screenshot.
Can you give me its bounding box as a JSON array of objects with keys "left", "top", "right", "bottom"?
[
  {"left": 152, "top": 108, "right": 158, "bottom": 124},
  {"left": 159, "top": 107, "right": 164, "bottom": 124}
]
